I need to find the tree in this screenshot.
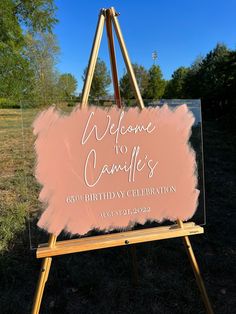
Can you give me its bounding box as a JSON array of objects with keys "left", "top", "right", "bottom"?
[
  {"left": 0, "top": 0, "right": 28, "bottom": 98},
  {"left": 183, "top": 45, "right": 230, "bottom": 95},
  {"left": 196, "top": 43, "right": 235, "bottom": 116},
  {"left": 178, "top": 44, "right": 236, "bottom": 117},
  {"left": 119, "top": 72, "right": 132, "bottom": 100},
  {"left": 83, "top": 58, "right": 111, "bottom": 99},
  {"left": 120, "top": 64, "right": 148, "bottom": 99},
  {"left": 57, "top": 73, "right": 77, "bottom": 99},
  {"left": 0, "top": 45, "right": 33, "bottom": 99},
  {"left": 197, "top": 44, "right": 230, "bottom": 100},
  {"left": 143, "top": 65, "right": 165, "bottom": 99},
  {"left": 0, "top": 0, "right": 58, "bottom": 100},
  {"left": 164, "top": 67, "right": 189, "bottom": 98},
  {"left": 221, "top": 50, "right": 236, "bottom": 101},
  {"left": 12, "top": 0, "right": 58, "bottom": 34},
  {"left": 0, "top": 0, "right": 24, "bottom": 49},
  {"left": 24, "top": 32, "right": 60, "bottom": 104}
]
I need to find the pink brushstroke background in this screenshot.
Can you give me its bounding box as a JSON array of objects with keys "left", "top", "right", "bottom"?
[{"left": 33, "top": 104, "right": 199, "bottom": 236}]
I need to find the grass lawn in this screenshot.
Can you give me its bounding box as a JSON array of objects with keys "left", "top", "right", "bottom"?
[{"left": 0, "top": 107, "right": 235, "bottom": 314}]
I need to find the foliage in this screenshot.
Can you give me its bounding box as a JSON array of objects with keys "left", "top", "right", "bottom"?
[
  {"left": 164, "top": 67, "right": 189, "bottom": 98},
  {"left": 0, "top": 0, "right": 58, "bottom": 102},
  {"left": 164, "top": 43, "right": 236, "bottom": 117},
  {"left": 182, "top": 56, "right": 204, "bottom": 98},
  {"left": 57, "top": 73, "right": 77, "bottom": 99},
  {"left": 0, "top": 0, "right": 24, "bottom": 49},
  {"left": 120, "top": 64, "right": 149, "bottom": 100},
  {"left": 143, "top": 65, "right": 165, "bottom": 99},
  {"left": 192, "top": 44, "right": 234, "bottom": 102},
  {"left": 120, "top": 64, "right": 165, "bottom": 101},
  {"left": 24, "top": 32, "right": 60, "bottom": 104},
  {"left": 13, "top": 0, "right": 58, "bottom": 34},
  {"left": 83, "top": 57, "right": 111, "bottom": 99},
  {"left": 0, "top": 44, "right": 33, "bottom": 99},
  {"left": 0, "top": 98, "right": 20, "bottom": 108}
]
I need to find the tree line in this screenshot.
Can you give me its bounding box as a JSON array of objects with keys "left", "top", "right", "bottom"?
[
  {"left": 1, "top": 1, "right": 235, "bottom": 118},
  {"left": 164, "top": 43, "right": 236, "bottom": 117},
  {"left": 90, "top": 44, "right": 236, "bottom": 117}
]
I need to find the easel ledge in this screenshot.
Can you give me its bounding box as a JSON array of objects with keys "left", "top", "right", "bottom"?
[{"left": 37, "top": 222, "right": 203, "bottom": 258}]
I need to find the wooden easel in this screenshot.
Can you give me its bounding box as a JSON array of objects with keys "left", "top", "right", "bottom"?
[{"left": 32, "top": 7, "right": 213, "bottom": 314}]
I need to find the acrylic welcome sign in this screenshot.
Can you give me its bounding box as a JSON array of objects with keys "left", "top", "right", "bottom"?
[
  {"left": 30, "top": 7, "right": 212, "bottom": 311},
  {"left": 32, "top": 101, "right": 202, "bottom": 236}
]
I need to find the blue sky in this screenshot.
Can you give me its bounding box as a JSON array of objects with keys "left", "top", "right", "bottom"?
[{"left": 54, "top": 0, "right": 236, "bottom": 93}]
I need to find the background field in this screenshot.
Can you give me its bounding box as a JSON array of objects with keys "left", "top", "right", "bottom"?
[{"left": 0, "top": 107, "right": 235, "bottom": 314}]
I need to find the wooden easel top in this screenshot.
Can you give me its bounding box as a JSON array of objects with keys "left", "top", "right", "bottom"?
[{"left": 81, "top": 7, "right": 144, "bottom": 110}]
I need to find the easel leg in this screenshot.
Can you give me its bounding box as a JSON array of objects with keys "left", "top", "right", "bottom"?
[
  {"left": 81, "top": 9, "right": 106, "bottom": 107},
  {"left": 110, "top": 7, "right": 144, "bottom": 109},
  {"left": 32, "top": 234, "right": 57, "bottom": 314},
  {"left": 31, "top": 257, "right": 52, "bottom": 314},
  {"left": 177, "top": 220, "right": 214, "bottom": 314},
  {"left": 105, "top": 8, "right": 122, "bottom": 108}
]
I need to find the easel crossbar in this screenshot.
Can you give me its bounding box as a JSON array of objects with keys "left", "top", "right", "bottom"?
[{"left": 37, "top": 223, "right": 203, "bottom": 258}]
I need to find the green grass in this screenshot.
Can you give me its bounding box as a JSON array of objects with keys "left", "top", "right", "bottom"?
[
  {"left": 0, "top": 107, "right": 235, "bottom": 313},
  {"left": 0, "top": 109, "right": 27, "bottom": 251}
]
